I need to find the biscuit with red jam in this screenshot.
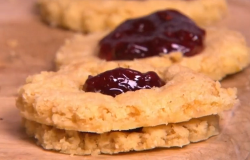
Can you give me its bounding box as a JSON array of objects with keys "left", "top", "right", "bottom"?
[
  {"left": 55, "top": 10, "right": 250, "bottom": 80},
  {"left": 16, "top": 64, "right": 238, "bottom": 133}
]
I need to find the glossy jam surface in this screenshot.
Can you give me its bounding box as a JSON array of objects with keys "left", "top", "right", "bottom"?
[
  {"left": 99, "top": 10, "right": 205, "bottom": 60},
  {"left": 83, "top": 68, "right": 165, "bottom": 97}
]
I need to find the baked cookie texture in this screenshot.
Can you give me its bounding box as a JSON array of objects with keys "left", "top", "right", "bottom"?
[
  {"left": 23, "top": 115, "right": 219, "bottom": 155},
  {"left": 55, "top": 28, "right": 250, "bottom": 80},
  {"left": 38, "top": 0, "right": 228, "bottom": 33},
  {"left": 16, "top": 64, "right": 238, "bottom": 133}
]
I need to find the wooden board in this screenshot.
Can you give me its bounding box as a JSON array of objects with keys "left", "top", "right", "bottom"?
[{"left": 0, "top": 0, "right": 250, "bottom": 159}]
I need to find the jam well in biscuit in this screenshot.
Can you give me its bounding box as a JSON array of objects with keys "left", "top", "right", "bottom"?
[
  {"left": 83, "top": 68, "right": 165, "bottom": 97},
  {"left": 98, "top": 10, "right": 205, "bottom": 60}
]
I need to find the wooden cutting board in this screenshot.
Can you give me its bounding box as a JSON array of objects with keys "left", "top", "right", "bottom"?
[{"left": 0, "top": 0, "right": 250, "bottom": 159}]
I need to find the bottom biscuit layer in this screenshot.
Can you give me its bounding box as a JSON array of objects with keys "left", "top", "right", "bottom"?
[{"left": 23, "top": 115, "right": 219, "bottom": 155}]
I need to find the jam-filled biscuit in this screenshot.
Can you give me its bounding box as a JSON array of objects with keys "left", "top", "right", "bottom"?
[
  {"left": 38, "top": 0, "right": 227, "bottom": 33},
  {"left": 16, "top": 64, "right": 238, "bottom": 133},
  {"left": 23, "top": 115, "right": 219, "bottom": 155},
  {"left": 55, "top": 10, "right": 249, "bottom": 80}
]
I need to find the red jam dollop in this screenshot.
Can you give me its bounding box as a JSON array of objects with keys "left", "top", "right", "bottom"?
[
  {"left": 83, "top": 68, "right": 165, "bottom": 97},
  {"left": 98, "top": 10, "right": 205, "bottom": 60}
]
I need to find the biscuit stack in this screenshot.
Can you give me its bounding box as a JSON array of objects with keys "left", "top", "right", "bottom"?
[
  {"left": 17, "top": 63, "right": 238, "bottom": 155},
  {"left": 16, "top": 0, "right": 249, "bottom": 156}
]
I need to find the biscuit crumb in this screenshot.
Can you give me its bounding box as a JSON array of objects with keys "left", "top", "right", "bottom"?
[{"left": 6, "top": 39, "right": 19, "bottom": 48}]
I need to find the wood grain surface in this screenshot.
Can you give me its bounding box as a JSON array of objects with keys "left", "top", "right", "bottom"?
[{"left": 0, "top": 0, "right": 250, "bottom": 159}]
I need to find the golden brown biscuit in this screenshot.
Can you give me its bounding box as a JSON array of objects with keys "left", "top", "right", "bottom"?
[
  {"left": 55, "top": 28, "right": 250, "bottom": 80},
  {"left": 16, "top": 64, "right": 238, "bottom": 133},
  {"left": 38, "top": 0, "right": 228, "bottom": 33},
  {"left": 23, "top": 115, "right": 219, "bottom": 155}
]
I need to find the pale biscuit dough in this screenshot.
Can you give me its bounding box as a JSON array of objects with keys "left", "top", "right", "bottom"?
[
  {"left": 55, "top": 28, "right": 250, "bottom": 80},
  {"left": 23, "top": 115, "right": 219, "bottom": 155},
  {"left": 16, "top": 65, "right": 238, "bottom": 133},
  {"left": 38, "top": 0, "right": 228, "bottom": 33}
]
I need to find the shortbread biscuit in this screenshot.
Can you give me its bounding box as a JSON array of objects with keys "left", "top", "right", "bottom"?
[
  {"left": 55, "top": 28, "right": 250, "bottom": 80},
  {"left": 38, "top": 0, "right": 227, "bottom": 33},
  {"left": 16, "top": 65, "right": 238, "bottom": 133},
  {"left": 23, "top": 115, "right": 219, "bottom": 155}
]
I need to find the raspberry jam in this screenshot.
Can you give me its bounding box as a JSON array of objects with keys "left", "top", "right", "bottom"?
[
  {"left": 98, "top": 10, "right": 205, "bottom": 60},
  {"left": 83, "top": 68, "right": 165, "bottom": 97}
]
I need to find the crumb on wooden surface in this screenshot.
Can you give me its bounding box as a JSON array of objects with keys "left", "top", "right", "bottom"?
[{"left": 6, "top": 39, "right": 19, "bottom": 48}]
